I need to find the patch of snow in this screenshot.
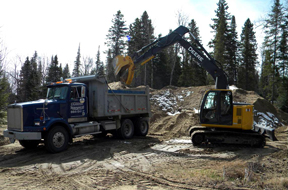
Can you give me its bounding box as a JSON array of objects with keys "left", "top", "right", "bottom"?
[
  {"left": 177, "top": 95, "right": 184, "bottom": 101},
  {"left": 229, "top": 85, "right": 238, "bottom": 90},
  {"left": 255, "top": 112, "right": 283, "bottom": 128},
  {"left": 193, "top": 108, "right": 200, "bottom": 114},
  {"left": 166, "top": 139, "right": 191, "bottom": 144},
  {"left": 167, "top": 111, "right": 180, "bottom": 116},
  {"left": 150, "top": 90, "right": 178, "bottom": 114}
]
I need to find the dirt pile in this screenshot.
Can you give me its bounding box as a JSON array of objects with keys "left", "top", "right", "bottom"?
[
  {"left": 108, "top": 81, "right": 129, "bottom": 90},
  {"left": 148, "top": 85, "right": 288, "bottom": 138}
]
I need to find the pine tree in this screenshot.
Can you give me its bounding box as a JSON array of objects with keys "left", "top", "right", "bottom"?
[
  {"left": 128, "top": 18, "right": 142, "bottom": 56},
  {"left": 62, "top": 64, "right": 71, "bottom": 79},
  {"left": 18, "top": 57, "right": 32, "bottom": 102},
  {"left": 28, "top": 52, "right": 41, "bottom": 100},
  {"left": 276, "top": 8, "right": 288, "bottom": 111},
  {"left": 226, "top": 15, "right": 239, "bottom": 85},
  {"left": 238, "top": 19, "right": 258, "bottom": 91},
  {"left": 260, "top": 49, "right": 274, "bottom": 99},
  {"left": 106, "top": 49, "right": 115, "bottom": 82},
  {"left": 94, "top": 46, "right": 105, "bottom": 77},
  {"left": 127, "top": 12, "right": 154, "bottom": 87},
  {"left": 0, "top": 53, "right": 9, "bottom": 120},
  {"left": 73, "top": 44, "right": 81, "bottom": 77},
  {"left": 105, "top": 10, "right": 127, "bottom": 82},
  {"left": 46, "top": 55, "right": 62, "bottom": 83},
  {"left": 106, "top": 10, "right": 127, "bottom": 57},
  {"left": 189, "top": 19, "right": 206, "bottom": 86},
  {"left": 153, "top": 49, "right": 170, "bottom": 89},
  {"left": 128, "top": 18, "right": 143, "bottom": 86},
  {"left": 210, "top": 0, "right": 231, "bottom": 66},
  {"left": 140, "top": 11, "right": 154, "bottom": 86},
  {"left": 263, "top": 0, "right": 284, "bottom": 104}
]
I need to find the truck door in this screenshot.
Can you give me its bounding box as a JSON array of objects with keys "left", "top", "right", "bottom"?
[{"left": 68, "top": 85, "right": 88, "bottom": 123}]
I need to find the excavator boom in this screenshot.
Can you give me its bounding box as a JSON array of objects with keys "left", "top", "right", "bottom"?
[{"left": 113, "top": 26, "right": 228, "bottom": 89}]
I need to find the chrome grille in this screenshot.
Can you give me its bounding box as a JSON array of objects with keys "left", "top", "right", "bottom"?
[{"left": 7, "top": 105, "right": 23, "bottom": 131}]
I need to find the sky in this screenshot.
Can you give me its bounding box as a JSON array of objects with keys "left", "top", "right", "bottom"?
[{"left": 0, "top": 0, "right": 276, "bottom": 72}]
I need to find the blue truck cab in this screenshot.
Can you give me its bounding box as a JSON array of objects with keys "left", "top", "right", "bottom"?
[{"left": 4, "top": 75, "right": 151, "bottom": 153}]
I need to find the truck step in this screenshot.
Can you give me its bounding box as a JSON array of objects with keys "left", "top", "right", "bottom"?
[{"left": 74, "top": 131, "right": 102, "bottom": 138}]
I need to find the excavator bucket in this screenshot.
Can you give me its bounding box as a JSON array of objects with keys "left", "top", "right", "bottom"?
[{"left": 112, "top": 55, "right": 135, "bottom": 85}]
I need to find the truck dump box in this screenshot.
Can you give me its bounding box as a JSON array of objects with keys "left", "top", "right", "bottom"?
[{"left": 68, "top": 75, "right": 151, "bottom": 119}]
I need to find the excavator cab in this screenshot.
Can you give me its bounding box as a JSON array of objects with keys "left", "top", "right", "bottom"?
[{"left": 200, "top": 89, "right": 233, "bottom": 126}]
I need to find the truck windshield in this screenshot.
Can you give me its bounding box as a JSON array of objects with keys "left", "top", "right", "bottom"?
[{"left": 47, "top": 86, "right": 68, "bottom": 100}]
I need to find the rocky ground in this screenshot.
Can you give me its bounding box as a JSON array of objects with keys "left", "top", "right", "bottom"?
[{"left": 0, "top": 84, "right": 287, "bottom": 190}]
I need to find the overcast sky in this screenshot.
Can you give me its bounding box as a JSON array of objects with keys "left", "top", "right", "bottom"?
[{"left": 0, "top": 0, "right": 276, "bottom": 72}]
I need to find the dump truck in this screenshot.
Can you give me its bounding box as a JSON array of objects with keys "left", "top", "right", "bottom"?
[{"left": 4, "top": 75, "right": 151, "bottom": 153}]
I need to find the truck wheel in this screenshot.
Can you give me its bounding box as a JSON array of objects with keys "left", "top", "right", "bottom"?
[
  {"left": 118, "top": 119, "right": 134, "bottom": 139},
  {"left": 44, "top": 126, "right": 69, "bottom": 153},
  {"left": 135, "top": 118, "right": 149, "bottom": 136},
  {"left": 19, "top": 140, "right": 39, "bottom": 149}
]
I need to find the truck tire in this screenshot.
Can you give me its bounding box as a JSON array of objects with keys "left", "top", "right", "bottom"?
[
  {"left": 19, "top": 140, "right": 39, "bottom": 149},
  {"left": 118, "top": 119, "right": 134, "bottom": 139},
  {"left": 135, "top": 118, "right": 149, "bottom": 136},
  {"left": 44, "top": 126, "right": 69, "bottom": 153}
]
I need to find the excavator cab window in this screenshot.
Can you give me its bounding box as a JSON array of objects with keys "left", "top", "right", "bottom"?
[
  {"left": 219, "top": 91, "right": 233, "bottom": 125},
  {"left": 200, "top": 90, "right": 233, "bottom": 125},
  {"left": 201, "top": 91, "right": 218, "bottom": 123}
]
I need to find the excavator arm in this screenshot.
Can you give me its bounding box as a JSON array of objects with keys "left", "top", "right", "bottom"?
[{"left": 113, "top": 26, "right": 228, "bottom": 89}]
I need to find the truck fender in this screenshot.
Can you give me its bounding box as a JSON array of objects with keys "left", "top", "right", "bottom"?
[{"left": 43, "top": 119, "right": 73, "bottom": 142}]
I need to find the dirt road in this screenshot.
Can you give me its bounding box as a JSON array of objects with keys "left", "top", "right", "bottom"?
[{"left": 0, "top": 125, "right": 287, "bottom": 190}]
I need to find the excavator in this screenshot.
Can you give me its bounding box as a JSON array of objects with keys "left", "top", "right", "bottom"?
[{"left": 112, "top": 26, "right": 277, "bottom": 147}]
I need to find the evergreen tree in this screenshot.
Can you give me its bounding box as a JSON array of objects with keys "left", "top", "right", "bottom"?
[
  {"left": 276, "top": 8, "right": 288, "bottom": 111},
  {"left": 105, "top": 10, "right": 127, "bottom": 82},
  {"left": 140, "top": 11, "right": 154, "bottom": 86},
  {"left": 127, "top": 11, "right": 154, "bottom": 87},
  {"left": 46, "top": 55, "right": 62, "bottom": 83},
  {"left": 28, "top": 52, "right": 41, "bottom": 100},
  {"left": 106, "top": 10, "right": 127, "bottom": 57},
  {"left": 238, "top": 19, "right": 258, "bottom": 91},
  {"left": 106, "top": 49, "right": 115, "bottom": 82},
  {"left": 263, "top": 0, "right": 284, "bottom": 104},
  {"left": 62, "top": 63, "right": 71, "bottom": 79},
  {"left": 152, "top": 49, "right": 170, "bottom": 89},
  {"left": 128, "top": 18, "right": 143, "bottom": 86},
  {"left": 226, "top": 15, "right": 239, "bottom": 85},
  {"left": 18, "top": 57, "right": 32, "bottom": 102},
  {"left": 260, "top": 49, "right": 274, "bottom": 99},
  {"left": 178, "top": 19, "right": 207, "bottom": 87},
  {"left": 209, "top": 0, "right": 231, "bottom": 67},
  {"left": 73, "top": 44, "right": 81, "bottom": 77},
  {"left": 94, "top": 46, "right": 105, "bottom": 77},
  {"left": 0, "top": 53, "right": 9, "bottom": 120}
]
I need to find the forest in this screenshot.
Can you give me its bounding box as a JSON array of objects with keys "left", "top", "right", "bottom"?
[{"left": 0, "top": 0, "right": 287, "bottom": 123}]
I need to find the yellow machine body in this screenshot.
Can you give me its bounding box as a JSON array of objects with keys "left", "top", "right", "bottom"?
[
  {"left": 112, "top": 55, "right": 135, "bottom": 85},
  {"left": 201, "top": 104, "right": 254, "bottom": 130},
  {"left": 199, "top": 89, "right": 254, "bottom": 131}
]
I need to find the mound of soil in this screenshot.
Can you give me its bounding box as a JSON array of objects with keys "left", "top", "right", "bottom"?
[{"left": 148, "top": 85, "right": 287, "bottom": 138}]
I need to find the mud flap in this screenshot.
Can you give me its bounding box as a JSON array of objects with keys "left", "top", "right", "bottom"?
[{"left": 253, "top": 124, "right": 278, "bottom": 141}]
